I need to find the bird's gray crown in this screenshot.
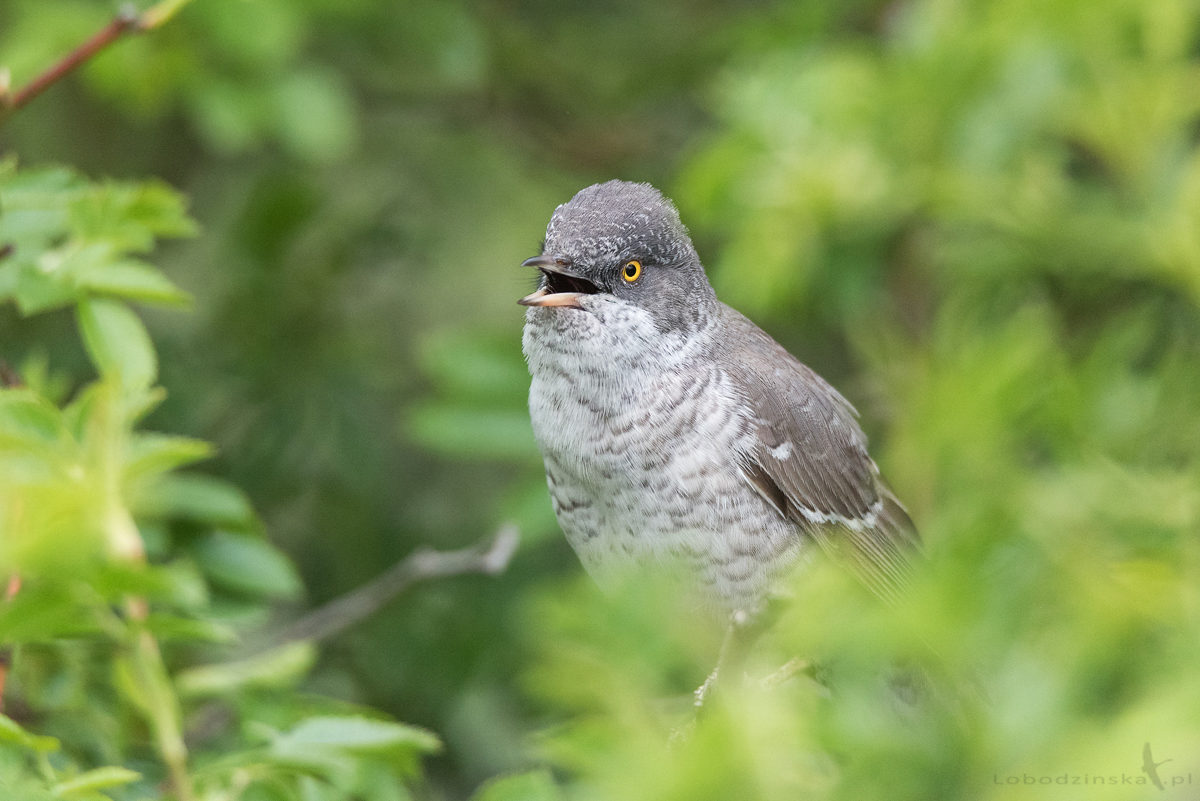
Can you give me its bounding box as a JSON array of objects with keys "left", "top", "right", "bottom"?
[{"left": 543, "top": 180, "right": 699, "bottom": 269}]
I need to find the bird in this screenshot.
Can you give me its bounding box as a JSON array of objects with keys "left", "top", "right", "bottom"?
[
  {"left": 519, "top": 180, "right": 917, "bottom": 623},
  {"left": 1141, "top": 743, "right": 1172, "bottom": 791}
]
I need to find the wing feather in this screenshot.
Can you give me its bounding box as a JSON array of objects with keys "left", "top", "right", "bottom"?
[{"left": 721, "top": 306, "right": 919, "bottom": 602}]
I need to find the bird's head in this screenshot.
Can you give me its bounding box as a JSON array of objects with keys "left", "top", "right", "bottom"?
[{"left": 519, "top": 181, "right": 717, "bottom": 335}]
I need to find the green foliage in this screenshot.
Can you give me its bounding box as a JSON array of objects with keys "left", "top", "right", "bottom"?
[
  {"left": 469, "top": 770, "right": 559, "bottom": 801},
  {"left": 0, "top": 0, "right": 358, "bottom": 164},
  {"left": 506, "top": 1, "right": 1200, "bottom": 799},
  {"left": 0, "top": 160, "right": 441, "bottom": 799},
  {"left": 0, "top": 160, "right": 193, "bottom": 315}
]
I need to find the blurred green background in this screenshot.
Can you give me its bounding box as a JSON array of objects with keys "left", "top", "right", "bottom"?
[{"left": 2, "top": 0, "right": 1199, "bottom": 799}]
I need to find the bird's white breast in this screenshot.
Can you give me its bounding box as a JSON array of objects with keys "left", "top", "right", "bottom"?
[{"left": 523, "top": 302, "right": 803, "bottom": 614}]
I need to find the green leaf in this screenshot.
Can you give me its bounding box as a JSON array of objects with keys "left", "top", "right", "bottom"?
[
  {"left": 51, "top": 766, "right": 141, "bottom": 798},
  {"left": 0, "top": 714, "right": 61, "bottom": 754},
  {"left": 13, "top": 254, "right": 78, "bottom": 314},
  {"left": 143, "top": 613, "right": 236, "bottom": 644},
  {"left": 0, "top": 162, "right": 75, "bottom": 248},
  {"left": 0, "top": 389, "right": 68, "bottom": 446},
  {"left": 93, "top": 560, "right": 210, "bottom": 609},
  {"left": 190, "top": 79, "right": 267, "bottom": 155},
  {"left": 191, "top": 531, "right": 302, "bottom": 600},
  {"left": 0, "top": 583, "right": 105, "bottom": 642},
  {"left": 176, "top": 641, "right": 316, "bottom": 698},
  {"left": 76, "top": 297, "right": 157, "bottom": 390},
  {"left": 75, "top": 259, "right": 190, "bottom": 306},
  {"left": 68, "top": 178, "right": 197, "bottom": 252},
  {"left": 125, "top": 433, "right": 215, "bottom": 481},
  {"left": 471, "top": 770, "right": 560, "bottom": 801},
  {"left": 270, "top": 716, "right": 441, "bottom": 768},
  {"left": 138, "top": 472, "right": 258, "bottom": 530},
  {"left": 273, "top": 68, "right": 357, "bottom": 163},
  {"left": 1, "top": 163, "right": 195, "bottom": 320}
]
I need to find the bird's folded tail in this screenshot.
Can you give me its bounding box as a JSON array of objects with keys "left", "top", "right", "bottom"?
[{"left": 805, "top": 486, "right": 919, "bottom": 606}]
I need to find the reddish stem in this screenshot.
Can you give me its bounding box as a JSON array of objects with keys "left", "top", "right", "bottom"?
[{"left": 2, "top": 8, "right": 142, "bottom": 116}]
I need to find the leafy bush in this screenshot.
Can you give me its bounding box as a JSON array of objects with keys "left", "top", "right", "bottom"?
[
  {"left": 0, "top": 160, "right": 443, "bottom": 800},
  {"left": 515, "top": 1, "right": 1200, "bottom": 798}
]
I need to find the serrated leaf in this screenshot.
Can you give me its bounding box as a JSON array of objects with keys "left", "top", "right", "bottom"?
[
  {"left": 470, "top": 770, "right": 560, "bottom": 801},
  {"left": 1, "top": 163, "right": 196, "bottom": 322},
  {"left": 192, "top": 531, "right": 302, "bottom": 600},
  {"left": 76, "top": 259, "right": 190, "bottom": 306},
  {"left": 68, "top": 178, "right": 197, "bottom": 253},
  {"left": 51, "top": 766, "right": 141, "bottom": 798},
  {"left": 76, "top": 297, "right": 157, "bottom": 390}
]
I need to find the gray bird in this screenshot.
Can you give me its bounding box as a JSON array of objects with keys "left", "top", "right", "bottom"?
[{"left": 519, "top": 180, "right": 917, "bottom": 620}]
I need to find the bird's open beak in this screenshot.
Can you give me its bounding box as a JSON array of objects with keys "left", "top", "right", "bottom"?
[{"left": 518, "top": 255, "right": 597, "bottom": 309}]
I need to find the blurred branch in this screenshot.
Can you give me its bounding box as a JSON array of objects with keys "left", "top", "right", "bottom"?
[
  {"left": 0, "top": 361, "right": 20, "bottom": 388},
  {"left": 0, "top": 0, "right": 195, "bottom": 125},
  {"left": 265, "top": 524, "right": 520, "bottom": 651},
  {"left": 760, "top": 656, "right": 816, "bottom": 689}
]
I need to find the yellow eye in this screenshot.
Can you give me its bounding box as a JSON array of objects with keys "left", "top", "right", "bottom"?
[{"left": 622, "top": 260, "right": 642, "bottom": 283}]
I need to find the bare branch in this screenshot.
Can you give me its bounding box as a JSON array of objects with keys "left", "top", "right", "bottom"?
[
  {"left": 0, "top": 0, "right": 197, "bottom": 124},
  {"left": 759, "top": 656, "right": 816, "bottom": 689},
  {"left": 0, "top": 7, "right": 140, "bottom": 121},
  {"left": 265, "top": 524, "right": 520, "bottom": 650}
]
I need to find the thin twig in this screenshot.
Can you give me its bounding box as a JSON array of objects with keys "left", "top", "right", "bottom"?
[
  {"left": 759, "top": 656, "right": 816, "bottom": 689},
  {"left": 0, "top": 0, "right": 197, "bottom": 124},
  {"left": 0, "top": 7, "right": 141, "bottom": 119},
  {"left": 264, "top": 524, "right": 520, "bottom": 651}
]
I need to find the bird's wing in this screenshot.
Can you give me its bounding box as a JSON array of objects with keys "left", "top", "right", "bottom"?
[{"left": 722, "top": 307, "right": 919, "bottom": 603}]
